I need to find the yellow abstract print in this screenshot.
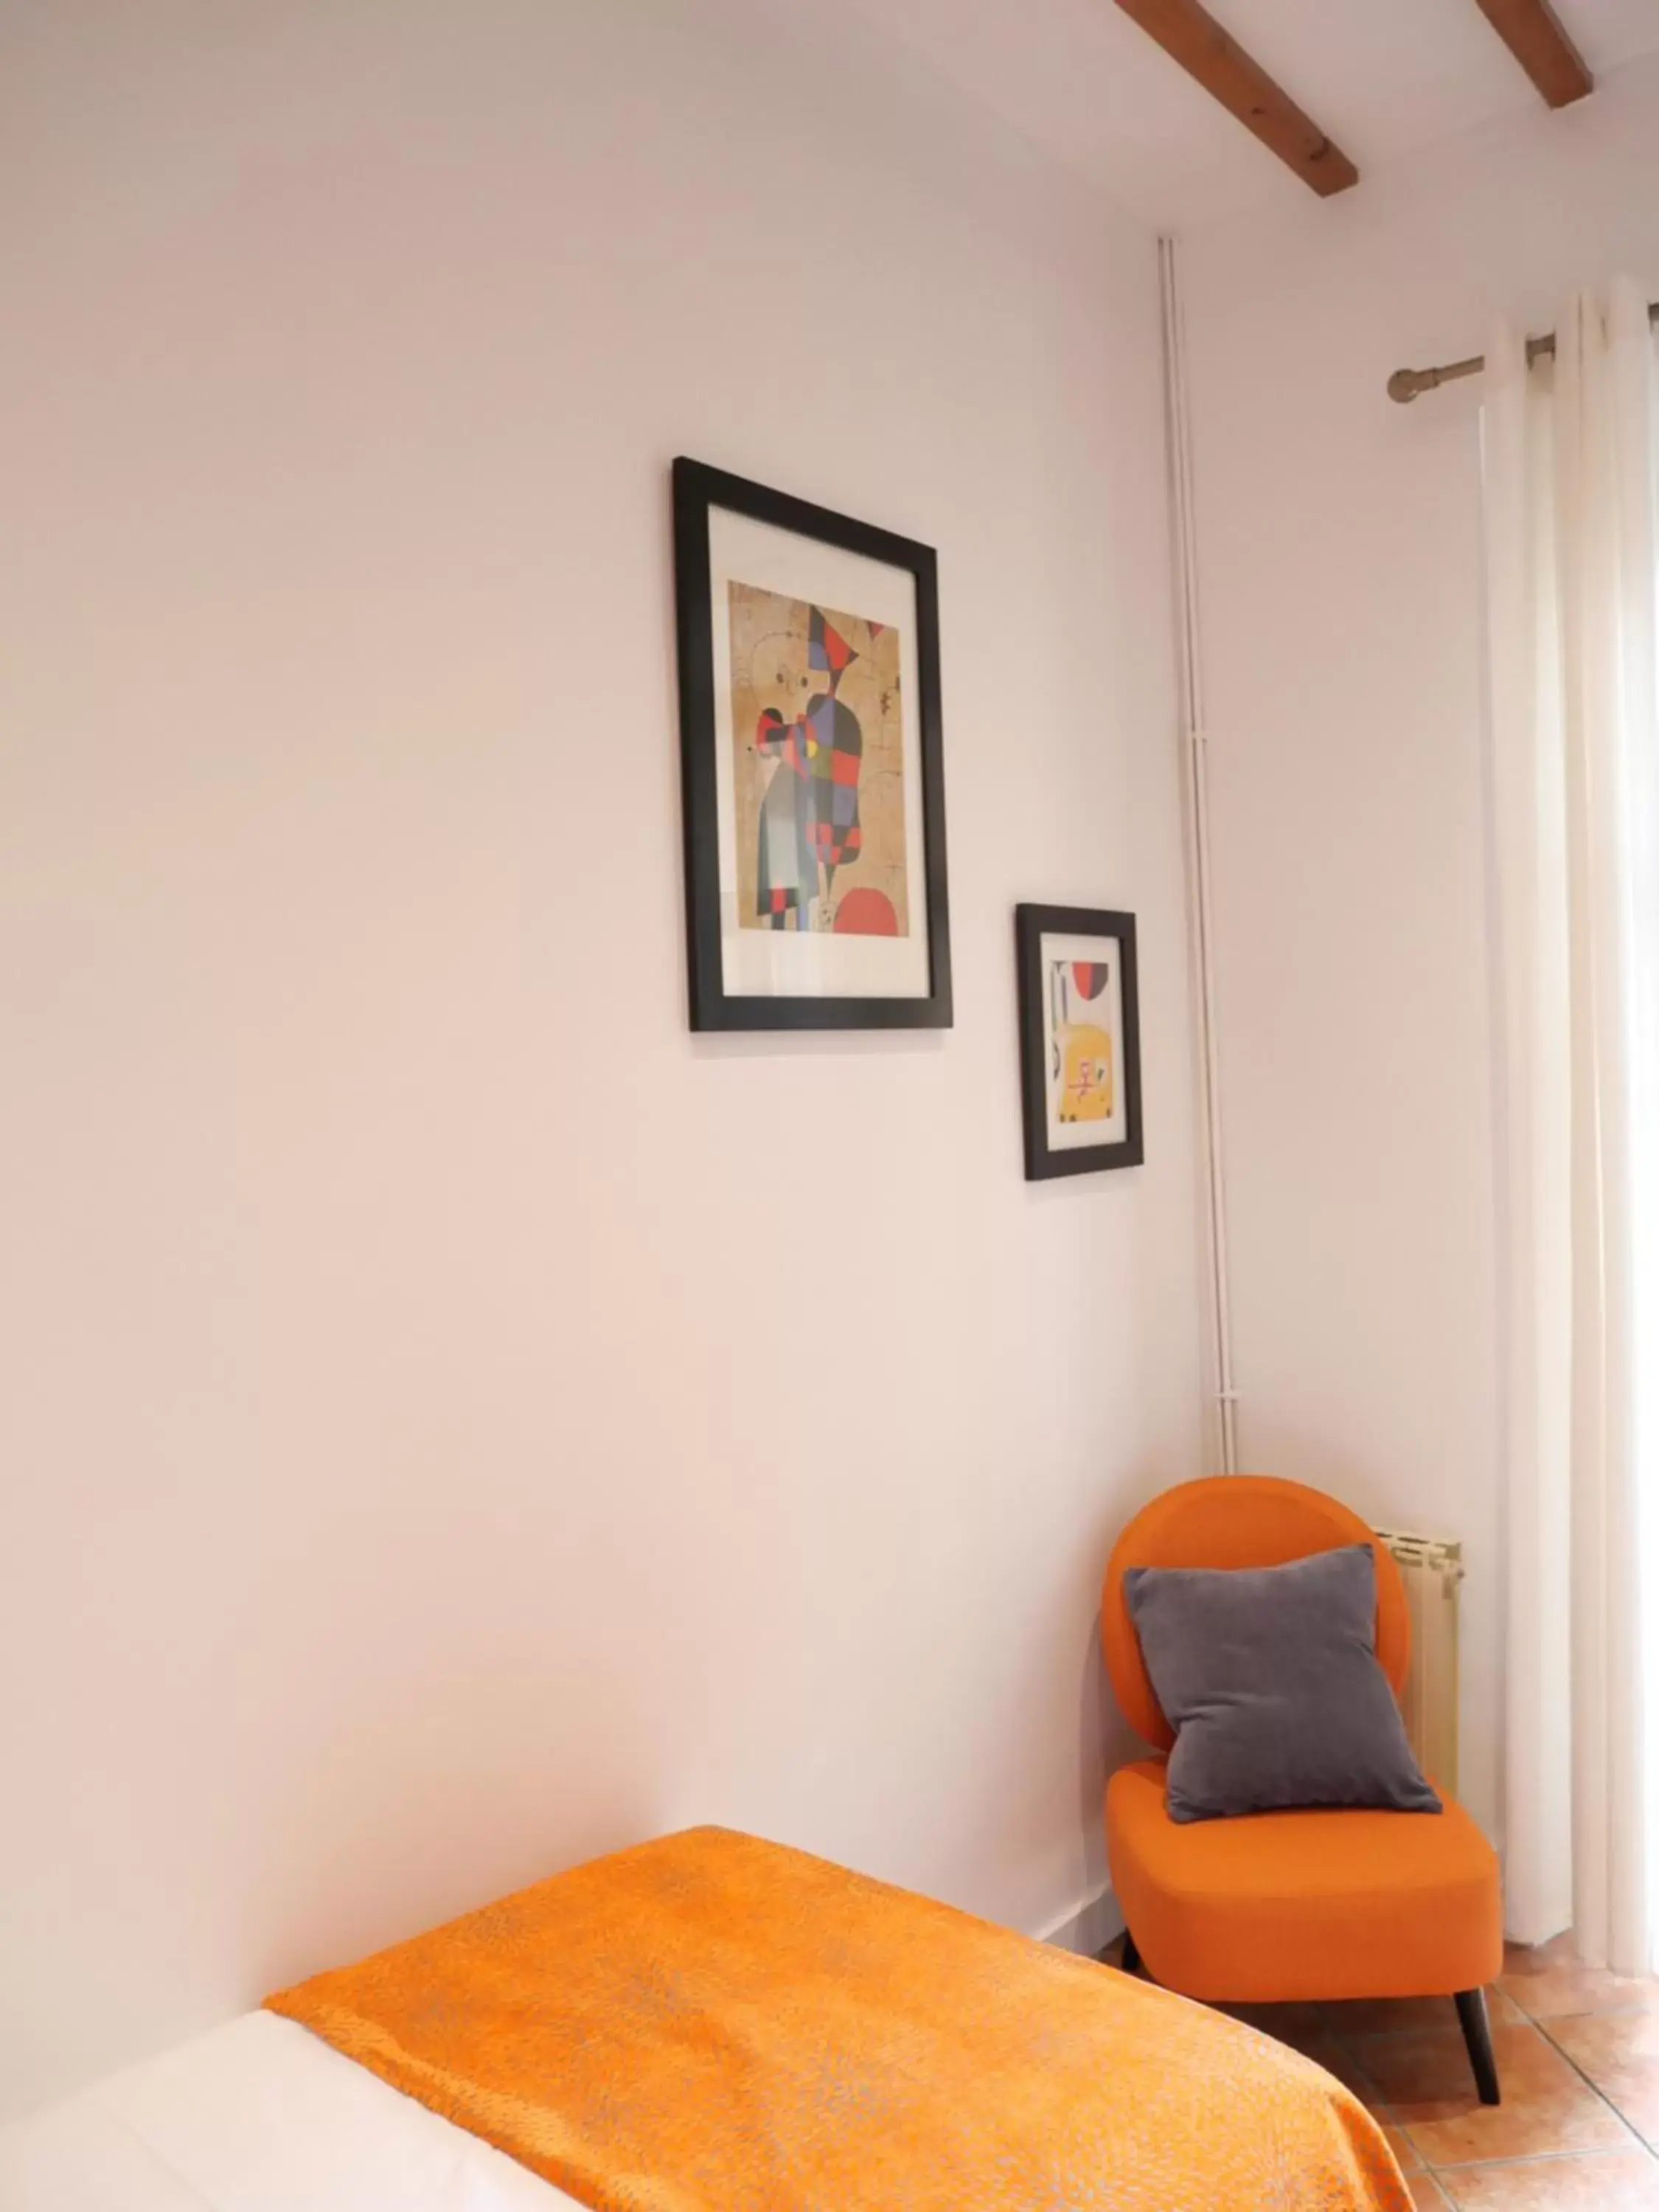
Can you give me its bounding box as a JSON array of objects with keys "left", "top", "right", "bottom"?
[
  {"left": 1061, "top": 1023, "right": 1115, "bottom": 1120},
  {"left": 1053, "top": 956, "right": 1116, "bottom": 1121}
]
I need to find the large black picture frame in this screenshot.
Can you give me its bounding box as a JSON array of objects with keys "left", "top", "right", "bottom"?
[
  {"left": 1016, "top": 903, "right": 1144, "bottom": 1180},
  {"left": 672, "top": 457, "right": 952, "bottom": 1032}
]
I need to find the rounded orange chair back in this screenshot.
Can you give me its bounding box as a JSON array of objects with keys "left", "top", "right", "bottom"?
[{"left": 1101, "top": 1474, "right": 1412, "bottom": 1752}]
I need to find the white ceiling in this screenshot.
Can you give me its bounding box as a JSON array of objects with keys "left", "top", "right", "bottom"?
[{"left": 849, "top": 0, "right": 1659, "bottom": 232}]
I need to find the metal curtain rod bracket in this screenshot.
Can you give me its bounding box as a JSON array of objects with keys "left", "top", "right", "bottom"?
[{"left": 1388, "top": 301, "right": 1659, "bottom": 403}]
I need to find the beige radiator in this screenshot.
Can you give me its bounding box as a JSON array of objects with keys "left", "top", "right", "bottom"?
[{"left": 1374, "top": 1530, "right": 1464, "bottom": 1800}]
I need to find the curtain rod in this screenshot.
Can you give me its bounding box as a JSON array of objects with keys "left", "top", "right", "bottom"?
[{"left": 1388, "top": 299, "right": 1659, "bottom": 403}]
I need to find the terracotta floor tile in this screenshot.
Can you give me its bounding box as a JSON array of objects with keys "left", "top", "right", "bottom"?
[
  {"left": 1353, "top": 2021, "right": 1637, "bottom": 2167},
  {"left": 1218, "top": 2016, "right": 1378, "bottom": 2103},
  {"left": 1325, "top": 1989, "right": 1526, "bottom": 2039},
  {"left": 1385, "top": 2122, "right": 1422, "bottom": 2173},
  {"left": 1217, "top": 1998, "right": 1330, "bottom": 2045},
  {"left": 1409, "top": 2174, "right": 1451, "bottom": 2208},
  {"left": 1297, "top": 2034, "right": 1377, "bottom": 2094},
  {"left": 1506, "top": 1933, "right": 1581, "bottom": 1968},
  {"left": 1352, "top": 2023, "right": 1516, "bottom": 2106},
  {"left": 1545, "top": 2011, "right": 1659, "bottom": 2139},
  {"left": 1502, "top": 1938, "right": 1659, "bottom": 2023},
  {"left": 1437, "top": 2151, "right": 1659, "bottom": 2208}
]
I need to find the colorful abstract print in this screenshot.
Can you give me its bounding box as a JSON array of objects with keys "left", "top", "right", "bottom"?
[
  {"left": 728, "top": 584, "right": 908, "bottom": 939},
  {"left": 754, "top": 609, "right": 865, "bottom": 922}
]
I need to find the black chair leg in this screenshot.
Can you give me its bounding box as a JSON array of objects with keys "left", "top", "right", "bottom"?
[
  {"left": 1119, "top": 1927, "right": 1143, "bottom": 1977},
  {"left": 1455, "top": 1988, "right": 1501, "bottom": 2105}
]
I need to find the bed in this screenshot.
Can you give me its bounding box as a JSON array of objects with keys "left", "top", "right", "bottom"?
[
  {"left": 0, "top": 1828, "right": 1411, "bottom": 2212},
  {"left": 0, "top": 2009, "right": 574, "bottom": 2212}
]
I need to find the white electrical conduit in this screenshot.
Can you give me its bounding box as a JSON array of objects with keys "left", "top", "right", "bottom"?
[{"left": 1158, "top": 236, "right": 1239, "bottom": 1475}]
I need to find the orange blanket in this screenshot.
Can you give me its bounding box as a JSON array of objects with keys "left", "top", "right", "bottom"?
[{"left": 268, "top": 1826, "right": 1410, "bottom": 2212}]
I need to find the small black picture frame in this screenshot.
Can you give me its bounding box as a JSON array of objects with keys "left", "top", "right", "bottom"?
[
  {"left": 1016, "top": 904, "right": 1144, "bottom": 1179},
  {"left": 672, "top": 457, "right": 952, "bottom": 1031}
]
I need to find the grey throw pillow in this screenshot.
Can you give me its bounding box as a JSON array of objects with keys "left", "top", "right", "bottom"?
[{"left": 1122, "top": 1543, "right": 1442, "bottom": 1824}]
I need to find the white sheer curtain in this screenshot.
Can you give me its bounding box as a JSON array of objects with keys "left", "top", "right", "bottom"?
[{"left": 1485, "top": 276, "right": 1659, "bottom": 1975}]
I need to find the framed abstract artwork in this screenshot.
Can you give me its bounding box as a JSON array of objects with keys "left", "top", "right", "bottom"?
[
  {"left": 1015, "top": 905, "right": 1144, "bottom": 1179},
  {"left": 672, "top": 458, "right": 952, "bottom": 1030}
]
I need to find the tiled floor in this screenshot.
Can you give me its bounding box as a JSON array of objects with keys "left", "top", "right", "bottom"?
[{"left": 1105, "top": 1930, "right": 1659, "bottom": 2208}]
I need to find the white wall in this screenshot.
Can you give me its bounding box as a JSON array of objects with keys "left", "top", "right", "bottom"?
[
  {"left": 1180, "top": 50, "right": 1659, "bottom": 1853},
  {"left": 0, "top": 0, "right": 1201, "bottom": 2117}
]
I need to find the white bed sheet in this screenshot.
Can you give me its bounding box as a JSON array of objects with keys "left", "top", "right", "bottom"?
[{"left": 0, "top": 2011, "right": 585, "bottom": 2212}]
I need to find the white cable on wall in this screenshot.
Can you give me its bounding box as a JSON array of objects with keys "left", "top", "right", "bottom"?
[{"left": 1158, "top": 235, "right": 1239, "bottom": 1476}]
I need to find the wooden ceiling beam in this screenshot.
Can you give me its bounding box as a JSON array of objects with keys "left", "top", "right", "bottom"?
[
  {"left": 1471, "top": 0, "right": 1593, "bottom": 108},
  {"left": 1111, "top": 0, "right": 1357, "bottom": 198}
]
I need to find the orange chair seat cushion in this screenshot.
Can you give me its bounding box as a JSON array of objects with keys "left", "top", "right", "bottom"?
[{"left": 1107, "top": 1759, "right": 1503, "bottom": 2006}]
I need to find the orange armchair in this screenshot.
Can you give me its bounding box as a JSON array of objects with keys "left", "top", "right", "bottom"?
[{"left": 1100, "top": 1475, "right": 1505, "bottom": 2102}]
